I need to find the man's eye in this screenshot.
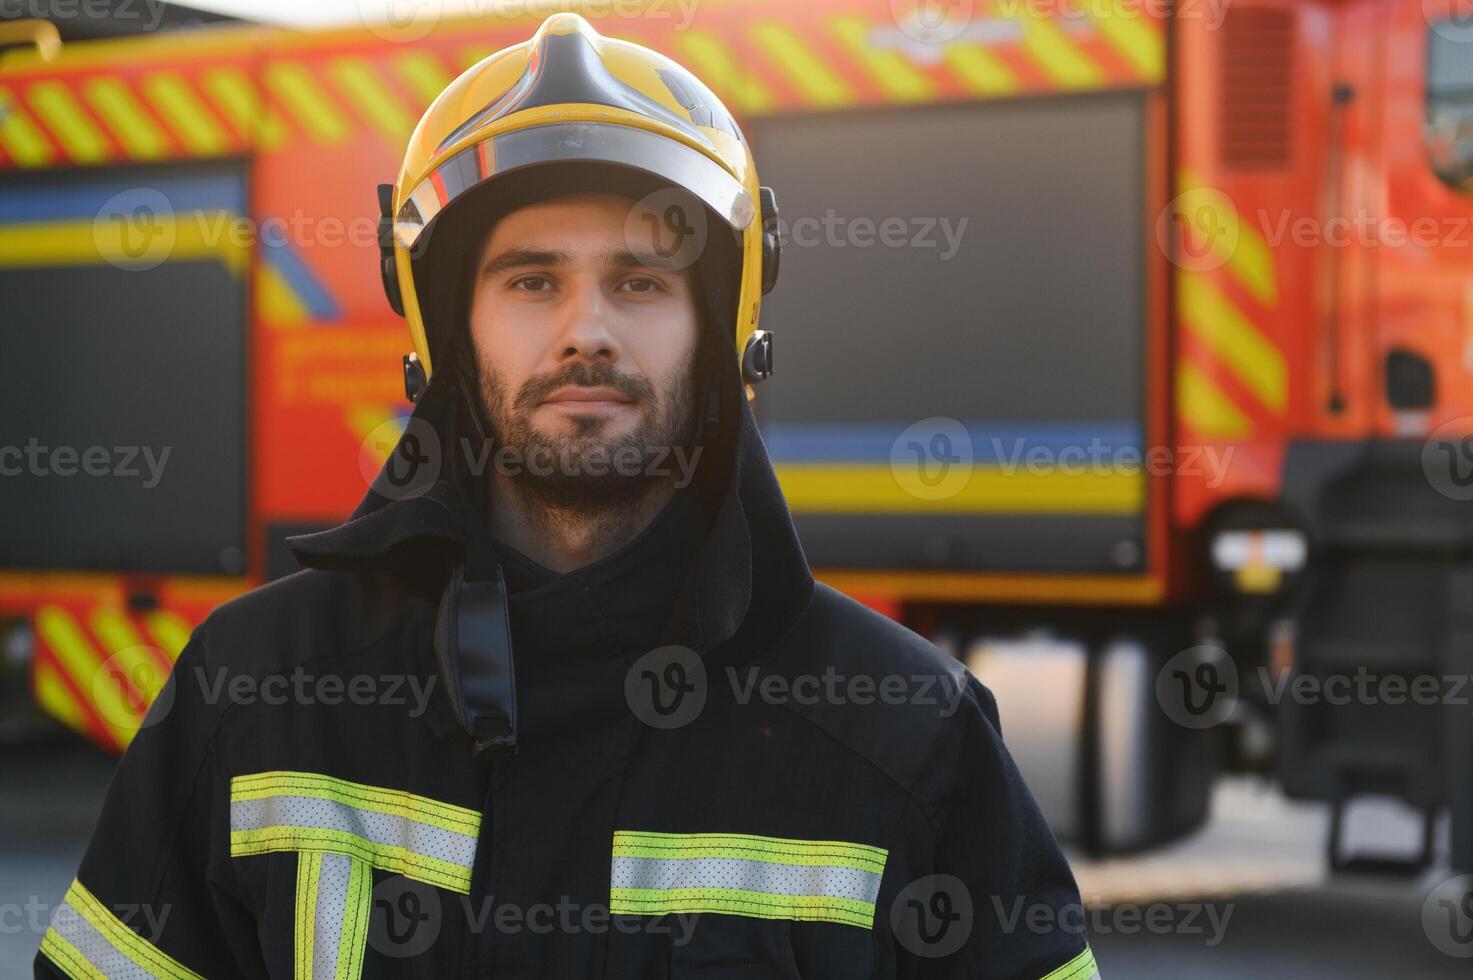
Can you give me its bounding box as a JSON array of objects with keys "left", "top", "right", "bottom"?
[
  {"left": 512, "top": 275, "right": 551, "bottom": 292},
  {"left": 619, "top": 276, "right": 663, "bottom": 294}
]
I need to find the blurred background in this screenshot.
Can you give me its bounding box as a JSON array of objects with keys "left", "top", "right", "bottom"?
[{"left": 4, "top": 0, "right": 1473, "bottom": 975}]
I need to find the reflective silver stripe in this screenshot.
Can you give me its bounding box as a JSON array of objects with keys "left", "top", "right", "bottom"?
[
  {"left": 611, "top": 856, "right": 882, "bottom": 904},
  {"left": 295, "top": 852, "right": 371, "bottom": 980},
  {"left": 231, "top": 794, "right": 477, "bottom": 869},
  {"left": 45, "top": 905, "right": 148, "bottom": 979},
  {"left": 40, "top": 879, "right": 203, "bottom": 980}
]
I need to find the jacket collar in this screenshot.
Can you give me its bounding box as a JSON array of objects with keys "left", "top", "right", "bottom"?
[{"left": 286, "top": 355, "right": 815, "bottom": 661}]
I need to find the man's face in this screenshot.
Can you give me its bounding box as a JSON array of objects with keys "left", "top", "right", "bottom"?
[{"left": 466, "top": 191, "right": 704, "bottom": 509}]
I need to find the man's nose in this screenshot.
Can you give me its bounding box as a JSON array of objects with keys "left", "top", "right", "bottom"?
[{"left": 552, "top": 280, "right": 620, "bottom": 363}]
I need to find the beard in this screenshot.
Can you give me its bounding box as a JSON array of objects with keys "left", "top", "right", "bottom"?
[{"left": 472, "top": 356, "right": 701, "bottom": 513}]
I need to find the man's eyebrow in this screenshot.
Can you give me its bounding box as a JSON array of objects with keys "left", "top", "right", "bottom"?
[
  {"left": 479, "top": 248, "right": 568, "bottom": 278},
  {"left": 608, "top": 247, "right": 688, "bottom": 273}
]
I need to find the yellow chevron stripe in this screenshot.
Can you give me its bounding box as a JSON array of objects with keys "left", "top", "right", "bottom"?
[
  {"left": 27, "top": 80, "right": 110, "bottom": 162},
  {"left": 90, "top": 609, "right": 169, "bottom": 705},
  {"left": 32, "top": 657, "right": 90, "bottom": 737},
  {"left": 1085, "top": 0, "right": 1164, "bottom": 81},
  {"left": 144, "top": 610, "right": 193, "bottom": 661},
  {"left": 392, "top": 51, "right": 453, "bottom": 108},
  {"left": 675, "top": 31, "right": 776, "bottom": 114},
  {"left": 264, "top": 61, "right": 350, "bottom": 144},
  {"left": 0, "top": 88, "right": 54, "bottom": 166},
  {"left": 831, "top": 16, "right": 936, "bottom": 102},
  {"left": 257, "top": 262, "right": 313, "bottom": 324},
  {"left": 944, "top": 43, "right": 1020, "bottom": 95},
  {"left": 143, "top": 72, "right": 231, "bottom": 156},
  {"left": 203, "top": 67, "right": 289, "bottom": 150},
  {"left": 1011, "top": 11, "right": 1104, "bottom": 88},
  {"left": 82, "top": 77, "right": 169, "bottom": 160},
  {"left": 329, "top": 56, "right": 416, "bottom": 145},
  {"left": 775, "top": 464, "right": 1142, "bottom": 515},
  {"left": 1179, "top": 274, "right": 1287, "bottom": 413},
  {"left": 752, "top": 22, "right": 853, "bottom": 107},
  {"left": 35, "top": 606, "right": 136, "bottom": 747},
  {"left": 1177, "top": 360, "right": 1253, "bottom": 439},
  {"left": 1177, "top": 169, "right": 1278, "bottom": 305}
]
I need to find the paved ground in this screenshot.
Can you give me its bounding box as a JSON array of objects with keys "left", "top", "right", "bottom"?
[{"left": 1, "top": 738, "right": 1469, "bottom": 977}]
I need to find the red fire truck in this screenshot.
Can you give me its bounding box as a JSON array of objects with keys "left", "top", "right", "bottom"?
[{"left": 3, "top": 0, "right": 1471, "bottom": 870}]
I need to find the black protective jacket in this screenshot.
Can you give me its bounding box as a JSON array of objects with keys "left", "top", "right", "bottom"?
[{"left": 35, "top": 356, "right": 1098, "bottom": 979}]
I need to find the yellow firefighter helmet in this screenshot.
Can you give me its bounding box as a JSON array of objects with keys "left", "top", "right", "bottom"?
[{"left": 377, "top": 12, "right": 780, "bottom": 401}]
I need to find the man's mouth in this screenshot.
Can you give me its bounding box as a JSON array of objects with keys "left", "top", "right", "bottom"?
[{"left": 541, "top": 386, "right": 636, "bottom": 412}]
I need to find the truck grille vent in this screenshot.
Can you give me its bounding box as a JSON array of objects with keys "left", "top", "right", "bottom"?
[{"left": 1219, "top": 7, "right": 1296, "bottom": 170}]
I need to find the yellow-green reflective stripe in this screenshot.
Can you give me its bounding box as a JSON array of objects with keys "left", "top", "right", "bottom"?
[
  {"left": 1040, "top": 946, "right": 1100, "bottom": 980},
  {"left": 610, "top": 887, "right": 874, "bottom": 928},
  {"left": 40, "top": 878, "right": 204, "bottom": 980},
  {"left": 231, "top": 770, "right": 479, "bottom": 836},
  {"left": 295, "top": 851, "right": 320, "bottom": 980},
  {"left": 295, "top": 852, "right": 371, "bottom": 980},
  {"left": 613, "top": 831, "right": 886, "bottom": 873},
  {"left": 337, "top": 858, "right": 372, "bottom": 980},
  {"left": 232, "top": 827, "right": 472, "bottom": 894}
]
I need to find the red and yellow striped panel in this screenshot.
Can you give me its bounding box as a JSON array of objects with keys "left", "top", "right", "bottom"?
[
  {"left": 1, "top": 0, "right": 1163, "bottom": 170},
  {"left": 24, "top": 592, "right": 224, "bottom": 753},
  {"left": 1169, "top": 170, "right": 1286, "bottom": 442}
]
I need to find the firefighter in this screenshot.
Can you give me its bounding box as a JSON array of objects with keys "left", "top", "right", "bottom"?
[{"left": 36, "top": 14, "right": 1095, "bottom": 979}]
